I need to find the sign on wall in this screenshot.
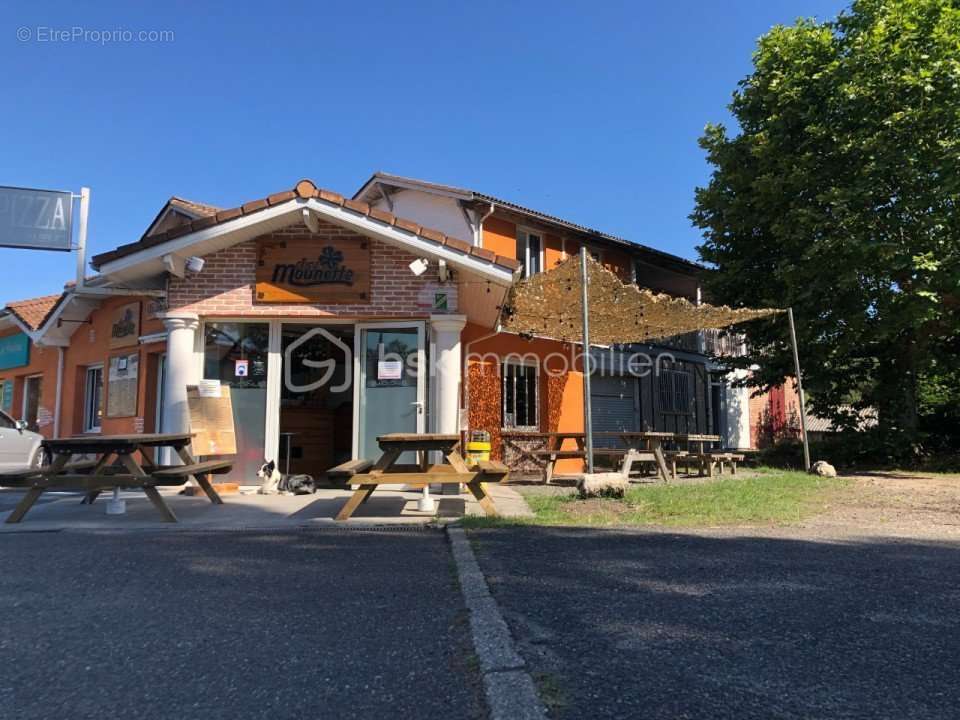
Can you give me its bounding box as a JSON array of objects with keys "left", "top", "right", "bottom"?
[
  {"left": 106, "top": 352, "right": 139, "bottom": 418},
  {"left": 255, "top": 235, "right": 371, "bottom": 304},
  {"left": 109, "top": 302, "right": 141, "bottom": 349},
  {"left": 0, "top": 186, "right": 73, "bottom": 251},
  {"left": 0, "top": 333, "right": 30, "bottom": 370}
]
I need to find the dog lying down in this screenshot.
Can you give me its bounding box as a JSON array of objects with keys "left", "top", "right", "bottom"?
[{"left": 256, "top": 460, "right": 316, "bottom": 495}]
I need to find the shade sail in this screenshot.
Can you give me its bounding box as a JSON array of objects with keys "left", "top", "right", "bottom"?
[{"left": 500, "top": 254, "right": 781, "bottom": 344}]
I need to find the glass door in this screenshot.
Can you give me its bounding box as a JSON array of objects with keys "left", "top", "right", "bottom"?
[
  {"left": 203, "top": 322, "right": 270, "bottom": 483},
  {"left": 354, "top": 323, "right": 425, "bottom": 460}
]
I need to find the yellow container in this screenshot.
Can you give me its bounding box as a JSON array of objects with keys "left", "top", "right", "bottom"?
[{"left": 466, "top": 440, "right": 491, "bottom": 465}]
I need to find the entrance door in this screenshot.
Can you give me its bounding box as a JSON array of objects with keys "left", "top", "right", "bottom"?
[
  {"left": 355, "top": 323, "right": 425, "bottom": 460},
  {"left": 203, "top": 322, "right": 270, "bottom": 483},
  {"left": 22, "top": 376, "right": 42, "bottom": 432}
]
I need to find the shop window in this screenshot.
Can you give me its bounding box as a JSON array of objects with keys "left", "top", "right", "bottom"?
[
  {"left": 22, "top": 376, "right": 42, "bottom": 432},
  {"left": 83, "top": 366, "right": 104, "bottom": 433},
  {"left": 502, "top": 361, "right": 538, "bottom": 430},
  {"left": 658, "top": 366, "right": 692, "bottom": 414},
  {"left": 517, "top": 228, "right": 543, "bottom": 278}
]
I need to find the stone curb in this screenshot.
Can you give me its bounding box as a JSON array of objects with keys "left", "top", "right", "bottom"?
[{"left": 447, "top": 525, "right": 547, "bottom": 720}]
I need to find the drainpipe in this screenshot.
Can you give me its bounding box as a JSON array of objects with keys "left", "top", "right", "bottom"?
[
  {"left": 53, "top": 346, "right": 64, "bottom": 438},
  {"left": 474, "top": 202, "right": 495, "bottom": 247}
]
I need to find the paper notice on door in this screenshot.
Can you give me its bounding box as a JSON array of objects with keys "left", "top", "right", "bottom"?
[
  {"left": 197, "top": 379, "right": 222, "bottom": 398},
  {"left": 377, "top": 360, "right": 403, "bottom": 380}
]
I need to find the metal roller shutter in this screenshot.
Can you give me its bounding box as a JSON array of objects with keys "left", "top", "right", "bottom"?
[{"left": 590, "top": 375, "right": 638, "bottom": 448}]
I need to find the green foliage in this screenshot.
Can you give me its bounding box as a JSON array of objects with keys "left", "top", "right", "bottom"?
[{"left": 692, "top": 0, "right": 960, "bottom": 457}]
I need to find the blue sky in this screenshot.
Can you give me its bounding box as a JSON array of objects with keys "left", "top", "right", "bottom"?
[{"left": 1, "top": 0, "right": 849, "bottom": 301}]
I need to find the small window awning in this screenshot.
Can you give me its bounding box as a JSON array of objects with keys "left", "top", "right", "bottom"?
[{"left": 499, "top": 254, "right": 782, "bottom": 344}]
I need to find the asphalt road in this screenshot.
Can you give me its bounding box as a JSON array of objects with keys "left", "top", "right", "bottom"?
[
  {"left": 0, "top": 528, "right": 486, "bottom": 720},
  {"left": 470, "top": 527, "right": 960, "bottom": 720}
]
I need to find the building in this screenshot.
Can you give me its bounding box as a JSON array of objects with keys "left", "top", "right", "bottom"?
[{"left": 0, "top": 174, "right": 755, "bottom": 480}]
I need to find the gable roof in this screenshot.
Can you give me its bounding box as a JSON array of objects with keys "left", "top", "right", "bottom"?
[
  {"left": 90, "top": 180, "right": 522, "bottom": 276},
  {"left": 141, "top": 195, "right": 222, "bottom": 240},
  {"left": 2, "top": 293, "right": 66, "bottom": 332},
  {"left": 354, "top": 171, "right": 702, "bottom": 272}
]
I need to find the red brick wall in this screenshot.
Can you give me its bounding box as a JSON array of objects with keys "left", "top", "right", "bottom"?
[{"left": 167, "top": 221, "right": 456, "bottom": 318}]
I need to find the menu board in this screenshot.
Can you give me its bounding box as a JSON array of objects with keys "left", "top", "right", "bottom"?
[
  {"left": 106, "top": 352, "right": 139, "bottom": 418},
  {"left": 187, "top": 384, "right": 237, "bottom": 456}
]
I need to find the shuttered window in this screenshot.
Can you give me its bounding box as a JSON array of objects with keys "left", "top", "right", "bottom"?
[{"left": 659, "top": 367, "right": 692, "bottom": 414}]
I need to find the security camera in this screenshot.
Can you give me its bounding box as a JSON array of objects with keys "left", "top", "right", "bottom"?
[
  {"left": 409, "top": 258, "right": 429, "bottom": 276},
  {"left": 186, "top": 256, "right": 205, "bottom": 274}
]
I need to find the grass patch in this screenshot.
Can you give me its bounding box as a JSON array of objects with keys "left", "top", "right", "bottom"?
[{"left": 462, "top": 468, "right": 847, "bottom": 529}]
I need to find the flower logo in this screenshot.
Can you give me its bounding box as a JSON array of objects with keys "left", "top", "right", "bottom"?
[{"left": 318, "top": 246, "right": 343, "bottom": 269}]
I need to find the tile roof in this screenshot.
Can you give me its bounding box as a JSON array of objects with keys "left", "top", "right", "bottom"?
[
  {"left": 3, "top": 293, "right": 65, "bottom": 331},
  {"left": 805, "top": 406, "right": 878, "bottom": 433},
  {"left": 168, "top": 197, "right": 221, "bottom": 217},
  {"left": 356, "top": 172, "right": 703, "bottom": 271},
  {"left": 91, "top": 180, "right": 521, "bottom": 274}
]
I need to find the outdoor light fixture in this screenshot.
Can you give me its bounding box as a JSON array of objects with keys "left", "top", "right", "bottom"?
[
  {"left": 185, "top": 256, "right": 205, "bottom": 274},
  {"left": 408, "top": 257, "right": 429, "bottom": 276}
]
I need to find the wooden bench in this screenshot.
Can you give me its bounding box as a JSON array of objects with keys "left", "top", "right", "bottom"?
[
  {"left": 678, "top": 452, "right": 746, "bottom": 477},
  {"left": 531, "top": 449, "right": 586, "bottom": 484},
  {"left": 326, "top": 459, "right": 375, "bottom": 483},
  {"left": 335, "top": 461, "right": 509, "bottom": 521},
  {"left": 592, "top": 448, "right": 664, "bottom": 479}
]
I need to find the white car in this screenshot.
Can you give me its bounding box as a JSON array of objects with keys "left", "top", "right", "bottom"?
[{"left": 0, "top": 410, "right": 44, "bottom": 471}]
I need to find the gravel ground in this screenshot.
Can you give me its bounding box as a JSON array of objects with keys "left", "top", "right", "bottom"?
[
  {"left": 0, "top": 528, "right": 486, "bottom": 720},
  {"left": 471, "top": 526, "right": 960, "bottom": 719}
]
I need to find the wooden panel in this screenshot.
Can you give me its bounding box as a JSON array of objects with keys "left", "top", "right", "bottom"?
[{"left": 255, "top": 235, "right": 371, "bottom": 304}]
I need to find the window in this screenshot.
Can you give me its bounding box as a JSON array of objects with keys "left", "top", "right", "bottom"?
[
  {"left": 22, "top": 376, "right": 42, "bottom": 432},
  {"left": 517, "top": 228, "right": 543, "bottom": 278},
  {"left": 0, "top": 410, "right": 14, "bottom": 429},
  {"left": 658, "top": 366, "right": 692, "bottom": 414},
  {"left": 83, "top": 366, "right": 104, "bottom": 433},
  {"left": 502, "top": 361, "right": 538, "bottom": 429}
]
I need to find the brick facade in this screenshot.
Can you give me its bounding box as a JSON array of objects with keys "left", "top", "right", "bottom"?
[{"left": 167, "top": 221, "right": 457, "bottom": 318}]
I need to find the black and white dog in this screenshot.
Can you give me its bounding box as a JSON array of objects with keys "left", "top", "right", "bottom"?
[{"left": 256, "top": 460, "right": 316, "bottom": 495}]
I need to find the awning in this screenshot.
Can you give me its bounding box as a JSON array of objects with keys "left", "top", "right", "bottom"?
[{"left": 500, "top": 254, "right": 781, "bottom": 344}]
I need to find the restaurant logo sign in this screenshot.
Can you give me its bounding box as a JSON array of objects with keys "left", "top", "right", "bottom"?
[
  {"left": 256, "top": 235, "right": 370, "bottom": 304},
  {"left": 271, "top": 246, "right": 355, "bottom": 287},
  {"left": 109, "top": 302, "right": 141, "bottom": 349}
]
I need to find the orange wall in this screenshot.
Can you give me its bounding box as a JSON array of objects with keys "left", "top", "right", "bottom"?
[
  {"left": 0, "top": 296, "right": 166, "bottom": 440},
  {"left": 482, "top": 214, "right": 633, "bottom": 282},
  {"left": 0, "top": 328, "right": 60, "bottom": 437},
  {"left": 481, "top": 216, "right": 517, "bottom": 258},
  {"left": 462, "top": 322, "right": 587, "bottom": 473},
  {"left": 59, "top": 296, "right": 165, "bottom": 437}
]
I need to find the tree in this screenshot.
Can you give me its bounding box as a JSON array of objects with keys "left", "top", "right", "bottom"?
[{"left": 692, "top": 0, "right": 960, "bottom": 457}]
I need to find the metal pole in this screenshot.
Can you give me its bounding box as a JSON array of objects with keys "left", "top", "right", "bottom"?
[
  {"left": 76, "top": 187, "right": 90, "bottom": 290},
  {"left": 787, "top": 308, "right": 811, "bottom": 471},
  {"left": 580, "top": 248, "right": 594, "bottom": 474}
]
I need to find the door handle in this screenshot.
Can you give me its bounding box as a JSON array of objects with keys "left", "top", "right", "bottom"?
[{"left": 411, "top": 401, "right": 423, "bottom": 415}]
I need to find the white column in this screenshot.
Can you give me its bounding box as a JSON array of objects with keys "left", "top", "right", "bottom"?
[
  {"left": 161, "top": 312, "right": 200, "bottom": 453},
  {"left": 430, "top": 314, "right": 467, "bottom": 496}
]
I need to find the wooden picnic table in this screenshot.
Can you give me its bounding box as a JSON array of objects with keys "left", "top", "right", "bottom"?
[
  {"left": 328, "top": 433, "right": 508, "bottom": 521},
  {"left": 593, "top": 431, "right": 675, "bottom": 481},
  {"left": 2, "top": 433, "right": 231, "bottom": 524}
]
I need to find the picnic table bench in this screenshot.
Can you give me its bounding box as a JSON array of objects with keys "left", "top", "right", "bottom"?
[
  {"left": 328, "top": 434, "right": 509, "bottom": 521},
  {"left": 2, "top": 433, "right": 231, "bottom": 524}
]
